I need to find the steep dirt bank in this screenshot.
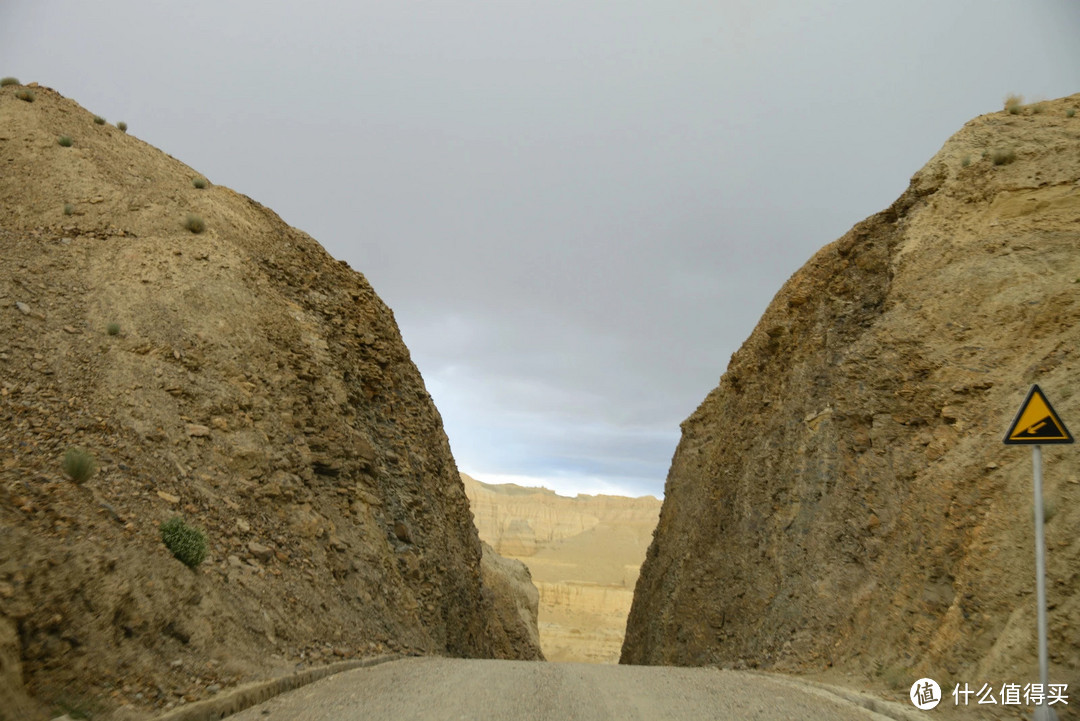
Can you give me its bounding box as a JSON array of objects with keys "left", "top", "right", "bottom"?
[
  {"left": 0, "top": 83, "right": 537, "bottom": 721},
  {"left": 623, "top": 94, "right": 1080, "bottom": 699}
]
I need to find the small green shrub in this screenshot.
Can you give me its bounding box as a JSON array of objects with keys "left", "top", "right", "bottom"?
[
  {"left": 117, "top": 121, "right": 128, "bottom": 132},
  {"left": 15, "top": 88, "right": 34, "bottom": 102},
  {"left": 960, "top": 155, "right": 971, "bottom": 168},
  {"left": 106, "top": 322, "right": 120, "bottom": 335},
  {"left": 1031, "top": 103, "right": 1045, "bottom": 115},
  {"left": 93, "top": 115, "right": 106, "bottom": 125},
  {"left": 992, "top": 148, "right": 1017, "bottom": 166},
  {"left": 192, "top": 177, "right": 207, "bottom": 189},
  {"left": 0, "top": 77, "right": 19, "bottom": 87},
  {"left": 160, "top": 516, "right": 208, "bottom": 568},
  {"left": 184, "top": 214, "right": 206, "bottom": 233},
  {"left": 63, "top": 203, "right": 74, "bottom": 216},
  {"left": 57, "top": 135, "right": 73, "bottom": 147},
  {"left": 62, "top": 448, "right": 97, "bottom": 484},
  {"left": 1004, "top": 94, "right": 1023, "bottom": 114},
  {"left": 1067, "top": 109, "right": 1076, "bottom": 118}
]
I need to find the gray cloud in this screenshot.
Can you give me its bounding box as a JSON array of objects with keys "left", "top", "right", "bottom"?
[{"left": 3, "top": 0, "right": 1078, "bottom": 497}]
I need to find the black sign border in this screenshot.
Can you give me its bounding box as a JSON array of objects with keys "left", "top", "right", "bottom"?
[{"left": 1003, "top": 384, "right": 1074, "bottom": 445}]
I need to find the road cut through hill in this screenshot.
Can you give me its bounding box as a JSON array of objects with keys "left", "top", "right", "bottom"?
[{"left": 225, "top": 657, "right": 906, "bottom": 721}]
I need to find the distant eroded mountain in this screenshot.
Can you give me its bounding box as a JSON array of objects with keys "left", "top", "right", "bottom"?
[{"left": 463, "top": 473, "right": 660, "bottom": 663}]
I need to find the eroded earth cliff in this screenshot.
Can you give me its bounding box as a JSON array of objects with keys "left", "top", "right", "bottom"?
[
  {"left": 623, "top": 94, "right": 1080, "bottom": 698},
  {"left": 0, "top": 83, "right": 538, "bottom": 721},
  {"left": 463, "top": 473, "right": 659, "bottom": 663}
]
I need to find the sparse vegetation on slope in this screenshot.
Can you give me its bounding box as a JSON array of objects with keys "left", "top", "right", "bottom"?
[
  {"left": 991, "top": 147, "right": 1016, "bottom": 165},
  {"left": 183, "top": 213, "right": 206, "bottom": 233},
  {"left": 160, "top": 516, "right": 209, "bottom": 568},
  {"left": 61, "top": 448, "right": 96, "bottom": 484}
]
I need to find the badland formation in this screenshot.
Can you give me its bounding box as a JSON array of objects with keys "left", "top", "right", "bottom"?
[{"left": 462, "top": 473, "right": 659, "bottom": 663}]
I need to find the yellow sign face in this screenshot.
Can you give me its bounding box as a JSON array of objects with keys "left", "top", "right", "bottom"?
[{"left": 1003, "top": 384, "right": 1073, "bottom": 444}]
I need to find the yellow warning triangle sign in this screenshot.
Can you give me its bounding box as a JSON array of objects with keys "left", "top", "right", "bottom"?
[{"left": 1003, "top": 384, "right": 1073, "bottom": 445}]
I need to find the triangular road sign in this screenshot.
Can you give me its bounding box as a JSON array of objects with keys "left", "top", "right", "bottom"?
[{"left": 1003, "top": 384, "right": 1073, "bottom": 444}]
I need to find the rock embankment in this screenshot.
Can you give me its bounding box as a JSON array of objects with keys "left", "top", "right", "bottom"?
[
  {"left": 0, "top": 82, "right": 537, "bottom": 721},
  {"left": 623, "top": 94, "right": 1080, "bottom": 693},
  {"left": 480, "top": 543, "right": 545, "bottom": 661}
]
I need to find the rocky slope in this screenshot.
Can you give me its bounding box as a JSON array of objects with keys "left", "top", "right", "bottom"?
[
  {"left": 622, "top": 94, "right": 1080, "bottom": 699},
  {"left": 463, "top": 474, "right": 660, "bottom": 663},
  {"left": 0, "top": 82, "right": 539, "bottom": 721},
  {"left": 479, "top": 542, "right": 544, "bottom": 661}
]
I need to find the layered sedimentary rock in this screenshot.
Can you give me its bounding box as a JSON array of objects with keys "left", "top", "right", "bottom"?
[
  {"left": 623, "top": 94, "right": 1080, "bottom": 692},
  {"left": 0, "top": 83, "right": 537, "bottom": 720},
  {"left": 463, "top": 474, "right": 660, "bottom": 663}
]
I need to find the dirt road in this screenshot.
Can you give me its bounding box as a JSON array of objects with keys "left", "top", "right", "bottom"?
[{"left": 227, "top": 657, "right": 902, "bottom": 720}]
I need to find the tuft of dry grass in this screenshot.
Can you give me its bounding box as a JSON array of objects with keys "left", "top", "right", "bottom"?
[
  {"left": 93, "top": 115, "right": 106, "bottom": 125},
  {"left": 991, "top": 148, "right": 1017, "bottom": 166},
  {"left": 184, "top": 214, "right": 206, "bottom": 234},
  {"left": 192, "top": 177, "right": 208, "bottom": 189},
  {"left": 117, "top": 121, "right": 128, "bottom": 132},
  {"left": 63, "top": 203, "right": 74, "bottom": 216},
  {"left": 62, "top": 448, "right": 97, "bottom": 484},
  {"left": 57, "top": 135, "right": 73, "bottom": 147},
  {"left": 0, "top": 77, "right": 19, "bottom": 87},
  {"left": 1004, "top": 94, "right": 1023, "bottom": 114},
  {"left": 15, "top": 88, "right": 34, "bottom": 102}
]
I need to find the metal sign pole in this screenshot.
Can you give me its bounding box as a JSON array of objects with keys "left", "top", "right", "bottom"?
[
  {"left": 1032, "top": 445, "right": 1056, "bottom": 721},
  {"left": 1003, "top": 385, "right": 1070, "bottom": 721}
]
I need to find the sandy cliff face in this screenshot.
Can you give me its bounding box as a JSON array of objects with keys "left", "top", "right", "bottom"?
[
  {"left": 0, "top": 83, "right": 536, "bottom": 720},
  {"left": 622, "top": 95, "right": 1080, "bottom": 693},
  {"left": 463, "top": 474, "right": 660, "bottom": 663}
]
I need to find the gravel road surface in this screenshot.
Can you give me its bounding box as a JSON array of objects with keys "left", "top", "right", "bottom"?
[{"left": 228, "top": 657, "right": 898, "bottom": 721}]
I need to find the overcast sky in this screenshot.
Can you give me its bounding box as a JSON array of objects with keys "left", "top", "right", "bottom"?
[{"left": 3, "top": 2, "right": 1078, "bottom": 498}]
